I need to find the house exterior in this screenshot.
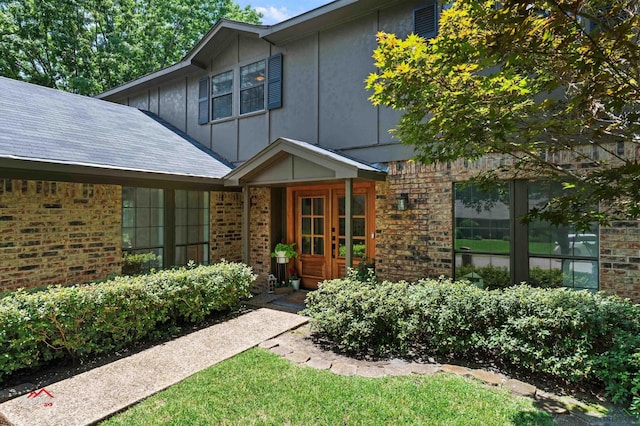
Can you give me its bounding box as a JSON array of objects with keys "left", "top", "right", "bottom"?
[{"left": 1, "top": 0, "right": 639, "bottom": 301}]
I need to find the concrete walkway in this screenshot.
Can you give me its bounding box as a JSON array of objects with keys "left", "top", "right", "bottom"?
[{"left": 0, "top": 308, "right": 308, "bottom": 426}]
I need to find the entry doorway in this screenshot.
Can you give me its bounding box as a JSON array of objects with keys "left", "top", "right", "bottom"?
[{"left": 287, "top": 183, "right": 375, "bottom": 289}]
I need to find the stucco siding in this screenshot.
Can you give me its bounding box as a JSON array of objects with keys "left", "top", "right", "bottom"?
[
  {"left": 269, "top": 36, "right": 318, "bottom": 145},
  {"left": 318, "top": 13, "right": 378, "bottom": 150},
  {"left": 158, "top": 79, "right": 187, "bottom": 132}
]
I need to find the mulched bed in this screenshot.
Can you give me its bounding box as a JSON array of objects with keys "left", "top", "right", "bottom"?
[{"left": 0, "top": 306, "right": 254, "bottom": 401}]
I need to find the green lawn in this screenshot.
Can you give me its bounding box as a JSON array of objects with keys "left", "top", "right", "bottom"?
[{"left": 101, "top": 349, "right": 553, "bottom": 426}]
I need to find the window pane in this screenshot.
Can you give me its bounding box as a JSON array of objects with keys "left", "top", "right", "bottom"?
[
  {"left": 136, "top": 207, "right": 150, "bottom": 227},
  {"left": 314, "top": 218, "right": 324, "bottom": 234},
  {"left": 176, "top": 226, "right": 187, "bottom": 245},
  {"left": 240, "top": 60, "right": 265, "bottom": 89},
  {"left": 175, "top": 190, "right": 187, "bottom": 208},
  {"left": 123, "top": 208, "right": 135, "bottom": 227},
  {"left": 455, "top": 253, "right": 510, "bottom": 288},
  {"left": 240, "top": 85, "right": 264, "bottom": 114},
  {"left": 529, "top": 258, "right": 598, "bottom": 291},
  {"left": 212, "top": 94, "right": 232, "bottom": 120},
  {"left": 150, "top": 189, "right": 163, "bottom": 208},
  {"left": 212, "top": 71, "right": 233, "bottom": 96},
  {"left": 150, "top": 227, "right": 163, "bottom": 246},
  {"left": 136, "top": 187, "right": 150, "bottom": 207},
  {"left": 454, "top": 183, "right": 510, "bottom": 253},
  {"left": 150, "top": 208, "right": 163, "bottom": 227}
]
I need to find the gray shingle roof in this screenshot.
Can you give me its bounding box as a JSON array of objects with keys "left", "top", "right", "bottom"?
[{"left": 0, "top": 77, "right": 232, "bottom": 180}]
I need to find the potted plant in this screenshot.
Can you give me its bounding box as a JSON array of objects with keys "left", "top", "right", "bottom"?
[
  {"left": 289, "top": 267, "right": 301, "bottom": 291},
  {"left": 271, "top": 242, "right": 298, "bottom": 264}
]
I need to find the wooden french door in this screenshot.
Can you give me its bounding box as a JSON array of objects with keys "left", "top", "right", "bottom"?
[{"left": 289, "top": 183, "right": 375, "bottom": 289}]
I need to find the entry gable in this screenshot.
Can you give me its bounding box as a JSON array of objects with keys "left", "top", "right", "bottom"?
[{"left": 224, "top": 137, "right": 386, "bottom": 186}]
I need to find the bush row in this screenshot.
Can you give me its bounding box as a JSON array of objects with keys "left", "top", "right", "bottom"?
[
  {"left": 0, "top": 261, "right": 255, "bottom": 379},
  {"left": 304, "top": 274, "right": 640, "bottom": 414}
]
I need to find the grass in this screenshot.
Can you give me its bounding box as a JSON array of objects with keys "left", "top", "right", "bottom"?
[{"left": 101, "top": 349, "right": 553, "bottom": 426}]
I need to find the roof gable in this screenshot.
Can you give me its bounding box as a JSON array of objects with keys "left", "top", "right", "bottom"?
[{"left": 224, "top": 137, "right": 386, "bottom": 186}]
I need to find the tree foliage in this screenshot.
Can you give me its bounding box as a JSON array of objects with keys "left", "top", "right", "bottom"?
[
  {"left": 0, "top": 0, "right": 261, "bottom": 95},
  {"left": 367, "top": 0, "right": 640, "bottom": 228}
]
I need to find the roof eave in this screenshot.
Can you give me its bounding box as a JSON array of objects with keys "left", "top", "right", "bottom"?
[{"left": 0, "top": 157, "right": 227, "bottom": 188}]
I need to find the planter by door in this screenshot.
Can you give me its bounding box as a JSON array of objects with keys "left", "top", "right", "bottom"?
[
  {"left": 290, "top": 279, "right": 300, "bottom": 291},
  {"left": 275, "top": 251, "right": 289, "bottom": 264}
]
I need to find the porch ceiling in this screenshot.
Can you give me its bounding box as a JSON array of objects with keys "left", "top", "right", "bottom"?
[{"left": 223, "top": 137, "right": 387, "bottom": 186}]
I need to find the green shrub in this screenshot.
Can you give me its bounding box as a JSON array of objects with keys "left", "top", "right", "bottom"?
[
  {"left": 0, "top": 261, "right": 254, "bottom": 380},
  {"left": 304, "top": 278, "right": 640, "bottom": 414}
]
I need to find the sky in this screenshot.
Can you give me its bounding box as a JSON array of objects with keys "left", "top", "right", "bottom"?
[{"left": 237, "top": 0, "right": 334, "bottom": 25}]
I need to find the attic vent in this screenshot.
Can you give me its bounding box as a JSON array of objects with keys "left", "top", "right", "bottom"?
[{"left": 414, "top": 2, "right": 438, "bottom": 39}]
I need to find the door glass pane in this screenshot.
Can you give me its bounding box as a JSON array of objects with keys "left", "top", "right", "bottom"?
[
  {"left": 302, "top": 198, "right": 311, "bottom": 215},
  {"left": 338, "top": 197, "right": 345, "bottom": 216},
  {"left": 314, "top": 218, "right": 324, "bottom": 234},
  {"left": 353, "top": 218, "right": 365, "bottom": 237},
  {"left": 353, "top": 239, "right": 366, "bottom": 258},
  {"left": 314, "top": 237, "right": 324, "bottom": 255},
  {"left": 353, "top": 196, "right": 365, "bottom": 216},
  {"left": 313, "top": 198, "right": 324, "bottom": 215},
  {"left": 302, "top": 217, "right": 311, "bottom": 234},
  {"left": 302, "top": 236, "right": 312, "bottom": 254}
]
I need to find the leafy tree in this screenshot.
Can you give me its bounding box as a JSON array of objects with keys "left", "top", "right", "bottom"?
[
  {"left": 366, "top": 0, "right": 640, "bottom": 229},
  {"left": 0, "top": 0, "right": 261, "bottom": 95}
]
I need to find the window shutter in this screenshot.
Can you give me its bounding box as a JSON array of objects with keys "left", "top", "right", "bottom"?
[
  {"left": 267, "top": 53, "right": 283, "bottom": 110},
  {"left": 414, "top": 2, "right": 438, "bottom": 39},
  {"left": 198, "top": 77, "right": 209, "bottom": 124}
]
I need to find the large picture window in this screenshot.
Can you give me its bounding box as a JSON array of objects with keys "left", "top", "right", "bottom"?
[
  {"left": 454, "top": 181, "right": 599, "bottom": 290},
  {"left": 175, "top": 190, "right": 209, "bottom": 265},
  {"left": 211, "top": 70, "right": 233, "bottom": 120},
  {"left": 122, "top": 187, "right": 164, "bottom": 270},
  {"left": 240, "top": 60, "right": 265, "bottom": 114}
]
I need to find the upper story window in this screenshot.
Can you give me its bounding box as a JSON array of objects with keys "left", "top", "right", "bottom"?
[
  {"left": 211, "top": 70, "right": 233, "bottom": 120},
  {"left": 240, "top": 60, "right": 266, "bottom": 114},
  {"left": 414, "top": 1, "right": 439, "bottom": 39},
  {"left": 198, "top": 54, "right": 282, "bottom": 125}
]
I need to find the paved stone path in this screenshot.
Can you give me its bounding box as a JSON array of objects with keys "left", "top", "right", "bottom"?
[{"left": 0, "top": 308, "right": 308, "bottom": 426}]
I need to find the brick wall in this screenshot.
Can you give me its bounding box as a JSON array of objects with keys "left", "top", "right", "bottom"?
[
  {"left": 209, "top": 191, "right": 242, "bottom": 263},
  {"left": 0, "top": 179, "right": 121, "bottom": 291},
  {"left": 375, "top": 161, "right": 454, "bottom": 282},
  {"left": 600, "top": 222, "right": 640, "bottom": 302},
  {"left": 374, "top": 159, "right": 640, "bottom": 303},
  {"left": 248, "top": 187, "right": 272, "bottom": 292}
]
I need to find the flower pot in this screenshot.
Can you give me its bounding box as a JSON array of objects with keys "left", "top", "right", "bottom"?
[
  {"left": 290, "top": 279, "right": 300, "bottom": 291},
  {"left": 275, "top": 251, "right": 289, "bottom": 264}
]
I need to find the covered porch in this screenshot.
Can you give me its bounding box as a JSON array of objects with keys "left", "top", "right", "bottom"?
[{"left": 224, "top": 137, "right": 386, "bottom": 289}]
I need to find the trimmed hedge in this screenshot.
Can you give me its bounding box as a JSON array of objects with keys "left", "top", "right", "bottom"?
[
  {"left": 0, "top": 261, "right": 255, "bottom": 379},
  {"left": 304, "top": 274, "right": 640, "bottom": 415}
]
